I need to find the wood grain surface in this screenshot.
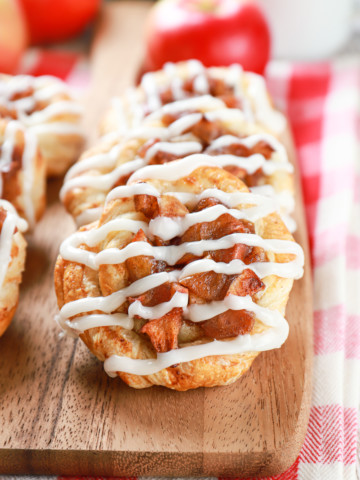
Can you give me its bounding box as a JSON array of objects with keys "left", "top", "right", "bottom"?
[{"left": 0, "top": 2, "right": 313, "bottom": 477}]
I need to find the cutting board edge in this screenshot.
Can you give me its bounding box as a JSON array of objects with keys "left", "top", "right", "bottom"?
[{"left": 0, "top": 448, "right": 203, "bottom": 477}]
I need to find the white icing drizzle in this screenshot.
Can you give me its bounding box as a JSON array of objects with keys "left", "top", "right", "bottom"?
[
  {"left": 146, "top": 95, "right": 226, "bottom": 122},
  {"left": 163, "top": 62, "right": 187, "bottom": 101},
  {"left": 224, "top": 64, "right": 254, "bottom": 123},
  {"left": 60, "top": 271, "right": 180, "bottom": 320},
  {"left": 58, "top": 156, "right": 303, "bottom": 376},
  {"left": 208, "top": 153, "right": 293, "bottom": 176},
  {"left": 0, "top": 121, "right": 18, "bottom": 198},
  {"left": 148, "top": 203, "right": 275, "bottom": 239},
  {"left": 107, "top": 185, "right": 273, "bottom": 210},
  {"left": 207, "top": 133, "right": 288, "bottom": 163},
  {"left": 0, "top": 199, "right": 28, "bottom": 230},
  {"left": 167, "top": 112, "right": 203, "bottom": 136},
  {"left": 193, "top": 74, "right": 210, "bottom": 95},
  {"left": 65, "top": 143, "right": 124, "bottom": 181},
  {"left": 0, "top": 121, "right": 37, "bottom": 226},
  {"left": 144, "top": 141, "right": 202, "bottom": 163},
  {"left": 128, "top": 290, "right": 189, "bottom": 320},
  {"left": 186, "top": 294, "right": 281, "bottom": 323},
  {"left": 56, "top": 313, "right": 134, "bottom": 338},
  {"left": 104, "top": 315, "right": 288, "bottom": 377},
  {"left": 0, "top": 199, "right": 28, "bottom": 289},
  {"left": 141, "top": 73, "right": 162, "bottom": 111},
  {"left": 60, "top": 158, "right": 145, "bottom": 199},
  {"left": 128, "top": 153, "right": 292, "bottom": 184},
  {"left": 106, "top": 182, "right": 162, "bottom": 204},
  {"left": 0, "top": 212, "right": 17, "bottom": 289},
  {"left": 128, "top": 154, "right": 215, "bottom": 183},
  {"left": 180, "top": 256, "right": 303, "bottom": 280},
  {"left": 75, "top": 207, "right": 104, "bottom": 227},
  {"left": 62, "top": 229, "right": 303, "bottom": 273},
  {"left": 185, "top": 60, "right": 210, "bottom": 95},
  {"left": 204, "top": 107, "right": 246, "bottom": 124}
]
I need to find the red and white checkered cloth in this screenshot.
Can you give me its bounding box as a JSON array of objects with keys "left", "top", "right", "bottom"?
[
  {"left": 264, "top": 58, "right": 360, "bottom": 479},
  {"left": 5, "top": 51, "right": 360, "bottom": 480}
]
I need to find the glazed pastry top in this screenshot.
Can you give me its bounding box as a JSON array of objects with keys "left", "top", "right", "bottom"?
[
  {"left": 0, "top": 74, "right": 83, "bottom": 137},
  {"left": 57, "top": 156, "right": 303, "bottom": 376},
  {"left": 107, "top": 60, "right": 286, "bottom": 135}
]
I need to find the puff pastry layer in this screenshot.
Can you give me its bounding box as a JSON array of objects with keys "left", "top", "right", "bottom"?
[
  {"left": 0, "top": 118, "right": 45, "bottom": 226},
  {"left": 0, "top": 200, "right": 27, "bottom": 337}
]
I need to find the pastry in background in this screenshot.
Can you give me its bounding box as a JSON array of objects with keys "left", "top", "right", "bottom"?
[
  {"left": 0, "top": 74, "right": 84, "bottom": 176},
  {"left": 61, "top": 95, "right": 294, "bottom": 231},
  {"left": 100, "top": 60, "right": 286, "bottom": 137},
  {"left": 0, "top": 199, "right": 27, "bottom": 337}
]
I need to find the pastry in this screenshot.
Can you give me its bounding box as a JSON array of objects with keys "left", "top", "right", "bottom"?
[
  {"left": 0, "top": 199, "right": 27, "bottom": 337},
  {"left": 0, "top": 118, "right": 46, "bottom": 226},
  {"left": 61, "top": 95, "right": 295, "bottom": 230},
  {"left": 100, "top": 60, "right": 286, "bottom": 137},
  {"left": 0, "top": 74, "right": 84, "bottom": 176},
  {"left": 55, "top": 156, "right": 304, "bottom": 390}
]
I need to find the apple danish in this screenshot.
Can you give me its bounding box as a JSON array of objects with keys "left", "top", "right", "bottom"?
[
  {"left": 0, "top": 74, "right": 84, "bottom": 176},
  {"left": 55, "top": 156, "right": 303, "bottom": 390}
]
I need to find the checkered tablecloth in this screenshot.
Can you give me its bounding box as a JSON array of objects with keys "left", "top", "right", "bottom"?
[
  {"left": 2, "top": 49, "right": 360, "bottom": 480},
  {"left": 265, "top": 57, "right": 360, "bottom": 479}
]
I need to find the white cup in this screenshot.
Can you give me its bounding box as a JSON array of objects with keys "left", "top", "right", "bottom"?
[{"left": 257, "top": 0, "right": 354, "bottom": 60}]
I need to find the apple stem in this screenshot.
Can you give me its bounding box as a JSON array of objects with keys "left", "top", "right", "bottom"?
[{"left": 182, "top": 0, "right": 220, "bottom": 14}]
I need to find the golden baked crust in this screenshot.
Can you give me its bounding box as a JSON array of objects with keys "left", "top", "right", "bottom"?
[
  {"left": 62, "top": 96, "right": 294, "bottom": 228},
  {"left": 55, "top": 163, "right": 298, "bottom": 391},
  {"left": 100, "top": 60, "right": 286, "bottom": 137},
  {"left": 0, "top": 74, "right": 84, "bottom": 177},
  {"left": 0, "top": 118, "right": 46, "bottom": 226},
  {"left": 0, "top": 203, "right": 27, "bottom": 337}
]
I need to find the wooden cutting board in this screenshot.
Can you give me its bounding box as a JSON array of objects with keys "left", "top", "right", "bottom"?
[{"left": 0, "top": 2, "right": 313, "bottom": 477}]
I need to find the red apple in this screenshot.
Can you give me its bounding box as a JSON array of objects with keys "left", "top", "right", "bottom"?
[
  {"left": 19, "top": 0, "right": 101, "bottom": 45},
  {"left": 0, "top": 0, "right": 27, "bottom": 74},
  {"left": 145, "top": 0, "right": 271, "bottom": 75}
]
